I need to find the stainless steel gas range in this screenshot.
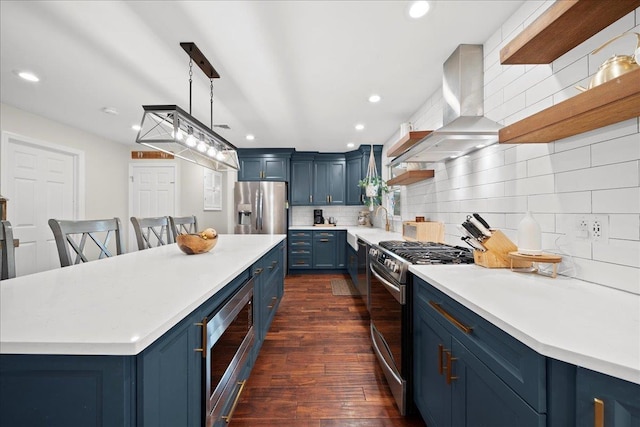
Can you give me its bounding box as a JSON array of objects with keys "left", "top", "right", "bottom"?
[{"left": 368, "top": 241, "right": 474, "bottom": 415}]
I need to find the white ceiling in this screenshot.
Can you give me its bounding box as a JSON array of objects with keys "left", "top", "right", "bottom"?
[{"left": 0, "top": 1, "right": 524, "bottom": 153}]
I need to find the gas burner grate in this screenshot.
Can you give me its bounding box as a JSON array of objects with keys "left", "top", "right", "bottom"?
[{"left": 378, "top": 241, "right": 474, "bottom": 265}]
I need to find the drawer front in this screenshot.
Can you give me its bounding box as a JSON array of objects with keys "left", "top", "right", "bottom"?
[
  {"left": 414, "top": 276, "right": 546, "bottom": 413},
  {"left": 262, "top": 246, "right": 282, "bottom": 283},
  {"left": 289, "top": 255, "right": 312, "bottom": 268},
  {"left": 289, "top": 231, "right": 312, "bottom": 239},
  {"left": 313, "top": 231, "right": 336, "bottom": 239}
]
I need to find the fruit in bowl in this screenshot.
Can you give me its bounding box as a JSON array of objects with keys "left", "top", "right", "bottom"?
[{"left": 176, "top": 228, "right": 218, "bottom": 255}]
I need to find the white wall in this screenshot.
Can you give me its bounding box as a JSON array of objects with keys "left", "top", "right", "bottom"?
[
  {"left": 382, "top": 3, "right": 640, "bottom": 293},
  {"left": 0, "top": 103, "right": 235, "bottom": 255}
]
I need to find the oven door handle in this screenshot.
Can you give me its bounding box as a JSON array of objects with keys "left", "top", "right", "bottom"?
[{"left": 370, "top": 263, "right": 405, "bottom": 305}]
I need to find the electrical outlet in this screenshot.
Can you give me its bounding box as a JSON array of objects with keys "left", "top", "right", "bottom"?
[
  {"left": 575, "top": 216, "right": 589, "bottom": 239},
  {"left": 590, "top": 215, "right": 609, "bottom": 243}
]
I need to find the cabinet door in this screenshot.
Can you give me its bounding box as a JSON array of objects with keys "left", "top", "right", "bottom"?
[
  {"left": 291, "top": 161, "right": 313, "bottom": 205},
  {"left": 413, "top": 302, "right": 452, "bottom": 427},
  {"left": 450, "top": 338, "right": 545, "bottom": 427},
  {"left": 347, "top": 245, "right": 358, "bottom": 285},
  {"left": 263, "top": 157, "right": 288, "bottom": 181},
  {"left": 313, "top": 162, "right": 330, "bottom": 205},
  {"left": 139, "top": 316, "right": 202, "bottom": 427},
  {"left": 313, "top": 234, "right": 336, "bottom": 268},
  {"left": 576, "top": 367, "right": 640, "bottom": 427},
  {"left": 346, "top": 156, "right": 363, "bottom": 205},
  {"left": 238, "top": 157, "right": 263, "bottom": 181},
  {"left": 327, "top": 161, "right": 345, "bottom": 204}
]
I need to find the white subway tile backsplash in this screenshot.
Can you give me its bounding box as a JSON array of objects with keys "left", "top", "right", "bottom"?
[
  {"left": 505, "top": 174, "right": 555, "bottom": 196},
  {"left": 527, "top": 146, "right": 591, "bottom": 177},
  {"left": 384, "top": 3, "right": 640, "bottom": 292},
  {"left": 593, "top": 187, "right": 640, "bottom": 213},
  {"left": 556, "top": 162, "right": 639, "bottom": 193},
  {"left": 591, "top": 133, "right": 640, "bottom": 167},
  {"left": 528, "top": 192, "right": 592, "bottom": 213},
  {"left": 609, "top": 214, "right": 640, "bottom": 240}
]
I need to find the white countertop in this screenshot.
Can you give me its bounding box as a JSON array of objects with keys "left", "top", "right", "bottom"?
[
  {"left": 410, "top": 265, "right": 640, "bottom": 385},
  {"left": 0, "top": 234, "right": 286, "bottom": 356}
]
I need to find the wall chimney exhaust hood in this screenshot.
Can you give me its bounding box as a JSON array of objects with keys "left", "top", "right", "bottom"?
[{"left": 390, "top": 44, "right": 501, "bottom": 166}]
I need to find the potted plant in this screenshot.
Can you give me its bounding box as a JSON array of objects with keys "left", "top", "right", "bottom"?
[{"left": 359, "top": 175, "right": 388, "bottom": 210}]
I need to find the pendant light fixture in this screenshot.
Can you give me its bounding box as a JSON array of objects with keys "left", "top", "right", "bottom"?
[{"left": 135, "top": 42, "right": 239, "bottom": 171}]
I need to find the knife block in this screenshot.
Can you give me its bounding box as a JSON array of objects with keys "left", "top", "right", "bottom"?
[{"left": 473, "top": 230, "right": 532, "bottom": 268}]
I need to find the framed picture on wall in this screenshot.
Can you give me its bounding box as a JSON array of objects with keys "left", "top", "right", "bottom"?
[{"left": 203, "top": 169, "right": 222, "bottom": 211}]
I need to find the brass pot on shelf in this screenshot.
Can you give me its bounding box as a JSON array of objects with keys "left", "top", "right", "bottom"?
[{"left": 576, "top": 32, "right": 640, "bottom": 92}]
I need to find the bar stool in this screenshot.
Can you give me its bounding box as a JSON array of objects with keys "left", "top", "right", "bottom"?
[
  {"left": 0, "top": 220, "right": 16, "bottom": 280},
  {"left": 169, "top": 215, "right": 199, "bottom": 240},
  {"left": 130, "top": 216, "right": 173, "bottom": 250},
  {"left": 48, "top": 217, "right": 125, "bottom": 267}
]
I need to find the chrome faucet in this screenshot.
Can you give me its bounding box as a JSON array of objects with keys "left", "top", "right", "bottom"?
[{"left": 375, "top": 205, "right": 391, "bottom": 232}]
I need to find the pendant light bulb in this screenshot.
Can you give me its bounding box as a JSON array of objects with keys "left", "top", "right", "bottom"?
[
  {"left": 197, "top": 141, "right": 207, "bottom": 153},
  {"left": 207, "top": 146, "right": 217, "bottom": 157},
  {"left": 175, "top": 128, "right": 184, "bottom": 141},
  {"left": 186, "top": 134, "right": 196, "bottom": 147}
]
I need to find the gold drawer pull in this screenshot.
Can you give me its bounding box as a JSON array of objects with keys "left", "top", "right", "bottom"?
[
  {"left": 429, "top": 301, "right": 472, "bottom": 334},
  {"left": 193, "top": 317, "right": 207, "bottom": 359},
  {"left": 446, "top": 351, "right": 458, "bottom": 384},
  {"left": 254, "top": 267, "right": 263, "bottom": 275},
  {"left": 320, "top": 238, "right": 329, "bottom": 242},
  {"left": 295, "top": 260, "right": 306, "bottom": 265},
  {"left": 594, "top": 398, "right": 604, "bottom": 427},
  {"left": 222, "top": 380, "right": 247, "bottom": 423},
  {"left": 267, "top": 296, "right": 278, "bottom": 309}
]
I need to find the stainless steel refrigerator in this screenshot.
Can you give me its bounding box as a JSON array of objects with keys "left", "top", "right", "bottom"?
[{"left": 234, "top": 181, "right": 288, "bottom": 234}]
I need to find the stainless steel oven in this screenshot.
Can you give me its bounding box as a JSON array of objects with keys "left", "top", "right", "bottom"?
[
  {"left": 369, "top": 245, "right": 411, "bottom": 415},
  {"left": 368, "top": 241, "right": 474, "bottom": 416},
  {"left": 202, "top": 276, "right": 255, "bottom": 427}
]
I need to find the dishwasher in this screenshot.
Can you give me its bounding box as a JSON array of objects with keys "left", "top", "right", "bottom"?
[{"left": 356, "top": 238, "right": 369, "bottom": 311}]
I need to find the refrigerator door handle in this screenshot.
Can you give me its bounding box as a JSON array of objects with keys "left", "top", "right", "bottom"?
[{"left": 258, "top": 188, "right": 264, "bottom": 231}]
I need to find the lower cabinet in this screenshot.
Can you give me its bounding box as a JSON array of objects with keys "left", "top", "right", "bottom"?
[
  {"left": 0, "top": 243, "right": 285, "bottom": 427},
  {"left": 289, "top": 230, "right": 346, "bottom": 271},
  {"left": 347, "top": 244, "right": 358, "bottom": 287},
  {"left": 576, "top": 367, "right": 640, "bottom": 427},
  {"left": 412, "top": 274, "right": 640, "bottom": 427},
  {"left": 413, "top": 275, "right": 545, "bottom": 427}
]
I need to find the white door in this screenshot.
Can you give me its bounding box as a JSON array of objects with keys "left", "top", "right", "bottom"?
[
  {"left": 1, "top": 132, "right": 84, "bottom": 275},
  {"left": 128, "top": 164, "right": 177, "bottom": 250}
]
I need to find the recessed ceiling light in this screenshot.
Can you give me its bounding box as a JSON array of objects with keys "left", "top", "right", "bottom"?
[
  {"left": 246, "top": 134, "right": 255, "bottom": 141},
  {"left": 368, "top": 94, "right": 381, "bottom": 103},
  {"left": 131, "top": 124, "right": 141, "bottom": 131},
  {"left": 347, "top": 142, "right": 355, "bottom": 148},
  {"left": 102, "top": 107, "right": 119, "bottom": 115},
  {"left": 16, "top": 71, "right": 40, "bottom": 82},
  {"left": 355, "top": 124, "right": 365, "bottom": 131},
  {"left": 409, "top": 1, "right": 430, "bottom": 19}
]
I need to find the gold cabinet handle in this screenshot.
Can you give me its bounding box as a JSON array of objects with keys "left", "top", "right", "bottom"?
[
  {"left": 268, "top": 260, "right": 278, "bottom": 270},
  {"left": 310, "top": 194, "right": 313, "bottom": 203},
  {"left": 222, "top": 380, "right": 247, "bottom": 423},
  {"left": 267, "top": 296, "right": 278, "bottom": 309},
  {"left": 446, "top": 351, "right": 458, "bottom": 385},
  {"left": 254, "top": 267, "right": 264, "bottom": 275},
  {"left": 295, "top": 260, "right": 306, "bottom": 265},
  {"left": 320, "top": 238, "right": 329, "bottom": 242},
  {"left": 594, "top": 398, "right": 604, "bottom": 427},
  {"left": 193, "top": 316, "right": 207, "bottom": 359},
  {"left": 438, "top": 344, "right": 445, "bottom": 375},
  {"left": 429, "top": 301, "right": 473, "bottom": 334}
]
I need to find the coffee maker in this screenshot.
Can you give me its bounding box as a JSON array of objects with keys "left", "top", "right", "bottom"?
[{"left": 313, "top": 209, "right": 324, "bottom": 225}]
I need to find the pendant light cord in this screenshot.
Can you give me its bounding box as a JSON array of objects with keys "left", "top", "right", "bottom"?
[
  {"left": 210, "top": 78, "right": 214, "bottom": 129},
  {"left": 188, "top": 58, "right": 193, "bottom": 115}
]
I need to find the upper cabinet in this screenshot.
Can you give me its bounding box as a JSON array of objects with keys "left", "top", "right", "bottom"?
[
  {"left": 237, "top": 149, "right": 293, "bottom": 181},
  {"left": 313, "top": 155, "right": 345, "bottom": 205},
  {"left": 290, "top": 153, "right": 314, "bottom": 206},
  {"left": 498, "top": 0, "right": 640, "bottom": 144},
  {"left": 345, "top": 145, "right": 382, "bottom": 205}
]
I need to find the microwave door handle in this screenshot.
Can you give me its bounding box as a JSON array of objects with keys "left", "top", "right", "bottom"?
[{"left": 370, "top": 263, "right": 405, "bottom": 304}]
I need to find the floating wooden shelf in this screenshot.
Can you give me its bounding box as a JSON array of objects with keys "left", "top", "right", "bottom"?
[
  {"left": 387, "top": 170, "right": 434, "bottom": 186},
  {"left": 499, "top": 68, "right": 640, "bottom": 144},
  {"left": 387, "top": 131, "right": 433, "bottom": 158},
  {"left": 500, "top": 0, "right": 640, "bottom": 64}
]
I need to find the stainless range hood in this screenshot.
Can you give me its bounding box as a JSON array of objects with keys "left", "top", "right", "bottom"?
[{"left": 390, "top": 44, "right": 501, "bottom": 166}]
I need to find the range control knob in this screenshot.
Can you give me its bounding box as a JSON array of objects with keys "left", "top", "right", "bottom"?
[
  {"left": 390, "top": 263, "right": 400, "bottom": 273},
  {"left": 370, "top": 248, "right": 379, "bottom": 258}
]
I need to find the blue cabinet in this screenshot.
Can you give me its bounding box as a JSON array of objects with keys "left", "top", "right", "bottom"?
[
  {"left": 313, "top": 157, "right": 345, "bottom": 205},
  {"left": 413, "top": 275, "right": 546, "bottom": 427},
  {"left": 347, "top": 244, "right": 358, "bottom": 286},
  {"left": 288, "top": 230, "right": 346, "bottom": 271},
  {"left": 576, "top": 367, "right": 640, "bottom": 427},
  {"left": 0, "top": 245, "right": 285, "bottom": 427},
  {"left": 290, "top": 156, "right": 314, "bottom": 205},
  {"left": 288, "top": 230, "right": 312, "bottom": 269},
  {"left": 345, "top": 145, "right": 382, "bottom": 206},
  {"left": 237, "top": 149, "right": 292, "bottom": 181},
  {"left": 313, "top": 231, "right": 336, "bottom": 268}
]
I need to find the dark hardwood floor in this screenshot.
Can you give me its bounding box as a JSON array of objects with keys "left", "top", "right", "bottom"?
[{"left": 230, "top": 273, "right": 426, "bottom": 427}]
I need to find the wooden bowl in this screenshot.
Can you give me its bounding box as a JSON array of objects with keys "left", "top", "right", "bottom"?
[{"left": 176, "top": 233, "right": 218, "bottom": 255}]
